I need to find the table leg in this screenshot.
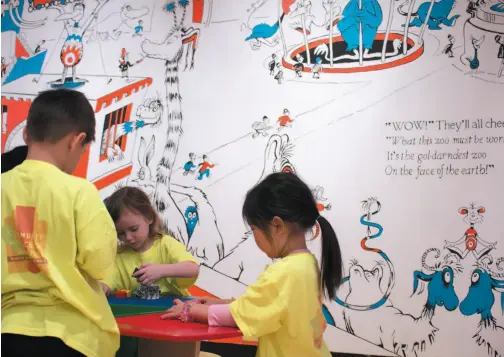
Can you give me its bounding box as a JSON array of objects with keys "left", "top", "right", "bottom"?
[{"left": 138, "top": 339, "right": 201, "bottom": 357}]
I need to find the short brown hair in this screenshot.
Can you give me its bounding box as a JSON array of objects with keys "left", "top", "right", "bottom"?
[
  {"left": 26, "top": 89, "right": 96, "bottom": 144},
  {"left": 105, "top": 186, "right": 163, "bottom": 239}
]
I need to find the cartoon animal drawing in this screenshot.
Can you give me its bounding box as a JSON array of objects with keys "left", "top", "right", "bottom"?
[
  {"left": 49, "top": 0, "right": 108, "bottom": 88},
  {"left": 338, "top": 248, "right": 461, "bottom": 357},
  {"left": 337, "top": 0, "right": 383, "bottom": 59},
  {"left": 464, "top": 35, "right": 485, "bottom": 74},
  {"left": 322, "top": 0, "right": 348, "bottom": 30},
  {"left": 131, "top": 135, "right": 156, "bottom": 194},
  {"left": 258, "top": 134, "right": 295, "bottom": 182},
  {"left": 289, "top": 0, "right": 316, "bottom": 36},
  {"left": 100, "top": 98, "right": 163, "bottom": 162},
  {"left": 86, "top": 4, "right": 149, "bottom": 42},
  {"left": 398, "top": 0, "right": 460, "bottom": 30},
  {"left": 243, "top": 14, "right": 284, "bottom": 50},
  {"left": 184, "top": 205, "right": 199, "bottom": 239},
  {"left": 444, "top": 204, "right": 496, "bottom": 261},
  {"left": 460, "top": 257, "right": 504, "bottom": 357},
  {"left": 335, "top": 198, "right": 395, "bottom": 311},
  {"left": 141, "top": 0, "right": 200, "bottom": 246},
  {"left": 171, "top": 184, "right": 225, "bottom": 268},
  {"left": 241, "top": 0, "right": 295, "bottom": 50}
]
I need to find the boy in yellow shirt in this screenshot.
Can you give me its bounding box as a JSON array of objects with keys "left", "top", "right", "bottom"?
[{"left": 1, "top": 89, "right": 120, "bottom": 357}]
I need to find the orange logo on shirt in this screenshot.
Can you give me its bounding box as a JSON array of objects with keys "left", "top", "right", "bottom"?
[
  {"left": 312, "top": 295, "right": 327, "bottom": 349},
  {"left": 3, "top": 206, "right": 48, "bottom": 274}
]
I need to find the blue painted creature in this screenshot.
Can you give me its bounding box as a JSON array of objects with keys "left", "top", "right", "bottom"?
[
  {"left": 185, "top": 205, "right": 199, "bottom": 239},
  {"left": 244, "top": 13, "right": 285, "bottom": 50},
  {"left": 460, "top": 258, "right": 504, "bottom": 357},
  {"left": 337, "top": 0, "right": 383, "bottom": 58},
  {"left": 465, "top": 35, "right": 485, "bottom": 74},
  {"left": 398, "top": 0, "right": 460, "bottom": 30},
  {"left": 412, "top": 257, "right": 460, "bottom": 317},
  {"left": 337, "top": 248, "right": 460, "bottom": 356}
]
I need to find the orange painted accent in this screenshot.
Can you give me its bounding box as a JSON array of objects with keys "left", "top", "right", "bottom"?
[
  {"left": 122, "top": 104, "right": 132, "bottom": 150},
  {"left": 95, "top": 78, "right": 152, "bottom": 113},
  {"left": 1, "top": 97, "right": 32, "bottom": 153},
  {"left": 92, "top": 165, "right": 132, "bottom": 191},
  {"left": 361, "top": 238, "right": 380, "bottom": 253},
  {"left": 99, "top": 105, "right": 132, "bottom": 163},
  {"left": 193, "top": 0, "right": 204, "bottom": 23},
  {"left": 282, "top": 33, "right": 424, "bottom": 74},
  {"left": 72, "top": 145, "right": 90, "bottom": 179},
  {"left": 32, "top": 0, "right": 54, "bottom": 7},
  {"left": 188, "top": 286, "right": 217, "bottom": 298},
  {"left": 182, "top": 33, "right": 199, "bottom": 49},
  {"left": 15, "top": 37, "right": 30, "bottom": 59}
]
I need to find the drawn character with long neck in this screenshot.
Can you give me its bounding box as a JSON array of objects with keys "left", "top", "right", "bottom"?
[
  {"left": 335, "top": 197, "right": 395, "bottom": 311},
  {"left": 141, "top": 0, "right": 200, "bottom": 245},
  {"left": 51, "top": 1, "right": 108, "bottom": 87},
  {"left": 444, "top": 204, "right": 496, "bottom": 261}
]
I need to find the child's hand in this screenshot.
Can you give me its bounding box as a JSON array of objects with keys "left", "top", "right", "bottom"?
[
  {"left": 160, "top": 299, "right": 184, "bottom": 320},
  {"left": 101, "top": 283, "right": 111, "bottom": 296},
  {"left": 133, "top": 263, "right": 165, "bottom": 285}
]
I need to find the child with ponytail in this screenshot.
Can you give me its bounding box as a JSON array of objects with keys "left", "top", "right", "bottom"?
[{"left": 162, "top": 172, "right": 343, "bottom": 357}]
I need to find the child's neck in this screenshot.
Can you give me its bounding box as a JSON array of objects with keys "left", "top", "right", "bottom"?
[
  {"left": 134, "top": 237, "right": 154, "bottom": 253},
  {"left": 26, "top": 144, "right": 67, "bottom": 172},
  {"left": 280, "top": 234, "right": 309, "bottom": 258}
]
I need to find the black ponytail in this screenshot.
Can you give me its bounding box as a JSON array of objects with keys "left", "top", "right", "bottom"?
[
  {"left": 318, "top": 216, "right": 343, "bottom": 300},
  {"left": 242, "top": 172, "right": 344, "bottom": 299}
]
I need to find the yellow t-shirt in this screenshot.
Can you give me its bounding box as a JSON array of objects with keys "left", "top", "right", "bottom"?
[
  {"left": 103, "top": 235, "right": 198, "bottom": 296},
  {"left": 229, "top": 252, "right": 331, "bottom": 357},
  {"left": 1, "top": 160, "right": 120, "bottom": 357}
]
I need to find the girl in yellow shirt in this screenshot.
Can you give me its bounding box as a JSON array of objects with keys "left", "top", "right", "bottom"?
[
  {"left": 101, "top": 186, "right": 199, "bottom": 297},
  {"left": 162, "top": 172, "right": 344, "bottom": 357}
]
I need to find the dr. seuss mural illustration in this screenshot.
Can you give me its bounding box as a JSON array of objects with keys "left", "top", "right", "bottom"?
[{"left": 1, "top": 0, "right": 503, "bottom": 356}]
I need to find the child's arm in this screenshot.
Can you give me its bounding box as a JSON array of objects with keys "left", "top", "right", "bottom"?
[
  {"left": 133, "top": 261, "right": 199, "bottom": 286},
  {"left": 75, "top": 183, "right": 118, "bottom": 281},
  {"left": 161, "top": 300, "right": 238, "bottom": 328},
  {"left": 132, "top": 235, "right": 200, "bottom": 287}
]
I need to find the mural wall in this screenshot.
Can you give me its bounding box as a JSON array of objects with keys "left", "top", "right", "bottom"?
[{"left": 2, "top": 0, "right": 503, "bottom": 356}]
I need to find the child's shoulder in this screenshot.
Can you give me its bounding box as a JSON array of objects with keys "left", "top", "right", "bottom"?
[{"left": 265, "top": 254, "right": 316, "bottom": 279}]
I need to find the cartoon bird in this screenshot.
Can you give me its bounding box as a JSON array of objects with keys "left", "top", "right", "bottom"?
[
  {"left": 185, "top": 206, "right": 199, "bottom": 239},
  {"left": 245, "top": 13, "right": 285, "bottom": 49},
  {"left": 466, "top": 35, "right": 485, "bottom": 73}
]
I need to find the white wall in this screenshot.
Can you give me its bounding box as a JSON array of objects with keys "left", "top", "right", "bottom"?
[{"left": 2, "top": 0, "right": 504, "bottom": 356}]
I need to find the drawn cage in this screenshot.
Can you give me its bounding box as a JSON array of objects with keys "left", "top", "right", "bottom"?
[{"left": 276, "top": 0, "right": 434, "bottom": 73}]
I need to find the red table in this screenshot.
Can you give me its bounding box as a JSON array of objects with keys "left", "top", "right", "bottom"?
[{"left": 116, "top": 312, "right": 243, "bottom": 357}]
